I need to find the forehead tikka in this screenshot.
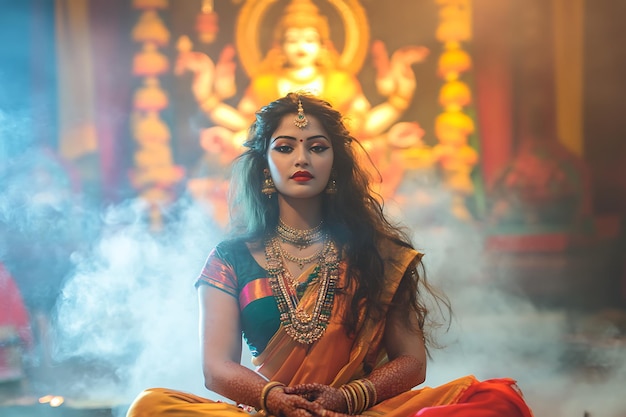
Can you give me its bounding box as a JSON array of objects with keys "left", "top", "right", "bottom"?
[{"left": 294, "top": 98, "right": 309, "bottom": 129}]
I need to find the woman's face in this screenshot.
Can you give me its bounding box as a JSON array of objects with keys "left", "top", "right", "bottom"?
[
  {"left": 267, "top": 113, "right": 333, "bottom": 201},
  {"left": 282, "top": 27, "right": 322, "bottom": 69}
]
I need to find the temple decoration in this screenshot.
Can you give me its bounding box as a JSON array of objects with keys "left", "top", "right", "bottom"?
[
  {"left": 130, "top": 0, "right": 184, "bottom": 231},
  {"left": 131, "top": 10, "right": 170, "bottom": 46},
  {"left": 175, "top": 0, "right": 433, "bottom": 213},
  {"left": 433, "top": 0, "right": 478, "bottom": 220},
  {"left": 235, "top": 0, "right": 370, "bottom": 78},
  {"left": 133, "top": 43, "right": 170, "bottom": 76},
  {"left": 196, "top": 0, "right": 219, "bottom": 44}
]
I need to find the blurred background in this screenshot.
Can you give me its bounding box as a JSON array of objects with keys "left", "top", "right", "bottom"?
[{"left": 0, "top": 0, "right": 625, "bottom": 416}]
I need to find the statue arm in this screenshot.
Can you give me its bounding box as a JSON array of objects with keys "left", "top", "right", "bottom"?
[
  {"left": 362, "top": 42, "right": 429, "bottom": 136},
  {"left": 362, "top": 100, "right": 405, "bottom": 137},
  {"left": 204, "top": 103, "right": 251, "bottom": 132},
  {"left": 174, "top": 49, "right": 215, "bottom": 102},
  {"left": 206, "top": 83, "right": 264, "bottom": 132},
  {"left": 176, "top": 44, "right": 251, "bottom": 132},
  {"left": 344, "top": 89, "right": 404, "bottom": 138}
]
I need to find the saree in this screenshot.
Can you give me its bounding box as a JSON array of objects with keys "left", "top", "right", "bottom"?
[{"left": 126, "top": 239, "right": 533, "bottom": 417}]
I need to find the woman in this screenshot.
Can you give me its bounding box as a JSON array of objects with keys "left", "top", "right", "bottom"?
[{"left": 126, "top": 93, "right": 533, "bottom": 417}]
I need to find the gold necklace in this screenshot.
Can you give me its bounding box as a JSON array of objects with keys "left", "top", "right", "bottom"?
[
  {"left": 281, "top": 264, "right": 301, "bottom": 291},
  {"left": 277, "top": 241, "right": 323, "bottom": 270},
  {"left": 276, "top": 219, "right": 325, "bottom": 249},
  {"left": 265, "top": 235, "right": 339, "bottom": 345}
]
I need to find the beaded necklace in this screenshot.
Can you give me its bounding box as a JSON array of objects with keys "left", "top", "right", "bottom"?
[
  {"left": 281, "top": 264, "right": 319, "bottom": 299},
  {"left": 277, "top": 241, "right": 323, "bottom": 269},
  {"left": 265, "top": 235, "right": 339, "bottom": 344},
  {"left": 276, "top": 219, "right": 325, "bottom": 249}
]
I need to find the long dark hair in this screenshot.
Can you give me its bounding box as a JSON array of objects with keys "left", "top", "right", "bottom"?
[{"left": 229, "top": 93, "right": 449, "bottom": 348}]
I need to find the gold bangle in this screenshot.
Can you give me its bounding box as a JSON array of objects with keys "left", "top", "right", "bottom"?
[
  {"left": 339, "top": 385, "right": 354, "bottom": 415},
  {"left": 260, "top": 381, "right": 285, "bottom": 415},
  {"left": 340, "top": 378, "right": 377, "bottom": 414},
  {"left": 361, "top": 378, "right": 377, "bottom": 407},
  {"left": 354, "top": 380, "right": 369, "bottom": 411},
  {"left": 341, "top": 382, "right": 362, "bottom": 414}
]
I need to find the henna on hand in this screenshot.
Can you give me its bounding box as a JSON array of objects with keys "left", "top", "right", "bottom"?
[
  {"left": 367, "top": 355, "right": 425, "bottom": 403},
  {"left": 285, "top": 383, "right": 348, "bottom": 414},
  {"left": 266, "top": 386, "right": 327, "bottom": 417}
]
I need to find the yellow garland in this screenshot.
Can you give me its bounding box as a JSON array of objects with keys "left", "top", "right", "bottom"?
[
  {"left": 130, "top": 6, "right": 181, "bottom": 231},
  {"left": 434, "top": 0, "right": 477, "bottom": 221}
]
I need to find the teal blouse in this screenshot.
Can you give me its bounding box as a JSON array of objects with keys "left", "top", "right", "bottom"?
[{"left": 195, "top": 239, "right": 280, "bottom": 357}]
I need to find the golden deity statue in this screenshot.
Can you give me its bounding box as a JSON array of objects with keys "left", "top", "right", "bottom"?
[{"left": 176, "top": 0, "right": 430, "bottom": 219}]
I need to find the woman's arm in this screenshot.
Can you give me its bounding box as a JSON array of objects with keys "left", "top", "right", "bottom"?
[
  {"left": 198, "top": 284, "right": 265, "bottom": 406},
  {"left": 368, "top": 300, "right": 427, "bottom": 401}
]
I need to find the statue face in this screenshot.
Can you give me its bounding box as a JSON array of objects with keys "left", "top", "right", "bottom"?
[{"left": 282, "top": 27, "right": 322, "bottom": 69}]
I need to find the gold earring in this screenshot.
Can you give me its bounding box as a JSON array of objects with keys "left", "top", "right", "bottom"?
[
  {"left": 325, "top": 176, "right": 337, "bottom": 194},
  {"left": 262, "top": 168, "right": 277, "bottom": 197}
]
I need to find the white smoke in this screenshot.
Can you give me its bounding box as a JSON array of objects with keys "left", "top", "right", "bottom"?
[
  {"left": 51, "top": 200, "right": 223, "bottom": 404},
  {"left": 409, "top": 213, "right": 626, "bottom": 417}
]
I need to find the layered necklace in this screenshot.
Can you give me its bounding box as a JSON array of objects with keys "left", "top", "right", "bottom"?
[
  {"left": 276, "top": 218, "right": 325, "bottom": 250},
  {"left": 265, "top": 232, "right": 339, "bottom": 345},
  {"left": 278, "top": 244, "right": 323, "bottom": 270}
]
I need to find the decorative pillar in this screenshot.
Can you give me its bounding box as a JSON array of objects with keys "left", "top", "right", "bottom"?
[
  {"left": 513, "top": 0, "right": 557, "bottom": 142},
  {"left": 552, "top": 0, "right": 585, "bottom": 156},
  {"left": 129, "top": 0, "right": 183, "bottom": 231},
  {"left": 472, "top": 0, "right": 514, "bottom": 187},
  {"left": 487, "top": 0, "right": 590, "bottom": 230}
]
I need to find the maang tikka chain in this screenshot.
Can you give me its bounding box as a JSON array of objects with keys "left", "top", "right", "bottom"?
[{"left": 294, "top": 98, "right": 309, "bottom": 129}]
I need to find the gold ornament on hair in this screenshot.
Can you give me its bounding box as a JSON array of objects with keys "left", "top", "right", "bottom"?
[{"left": 294, "top": 98, "right": 309, "bottom": 129}]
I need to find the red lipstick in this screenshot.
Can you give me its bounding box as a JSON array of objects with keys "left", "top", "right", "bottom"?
[{"left": 291, "top": 171, "right": 313, "bottom": 181}]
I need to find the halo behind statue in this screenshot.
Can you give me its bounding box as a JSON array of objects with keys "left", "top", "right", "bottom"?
[{"left": 236, "top": 0, "right": 370, "bottom": 77}]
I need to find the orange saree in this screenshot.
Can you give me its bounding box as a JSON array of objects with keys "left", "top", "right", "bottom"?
[{"left": 126, "top": 240, "right": 533, "bottom": 417}]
